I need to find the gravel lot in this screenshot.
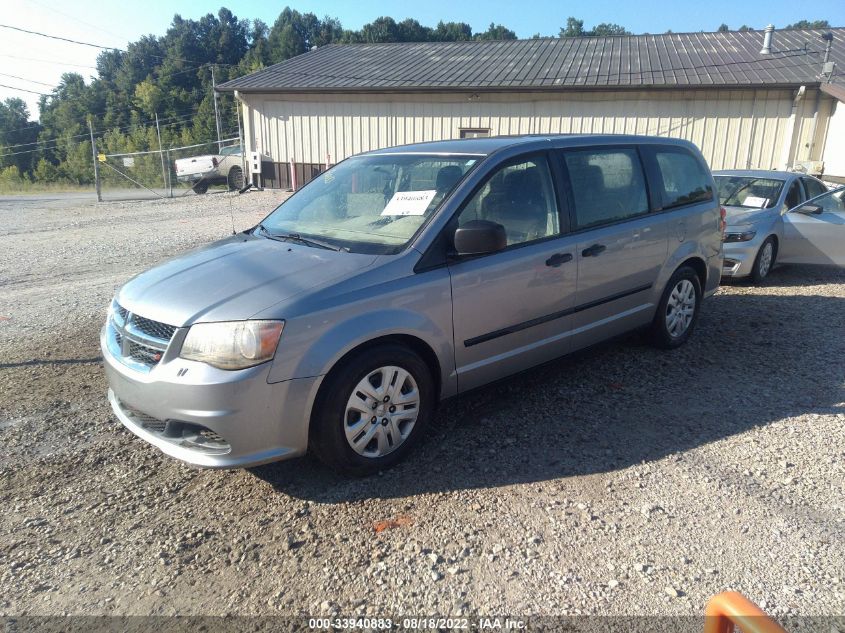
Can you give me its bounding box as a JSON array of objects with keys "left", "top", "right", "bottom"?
[{"left": 1, "top": 191, "right": 843, "bottom": 621}]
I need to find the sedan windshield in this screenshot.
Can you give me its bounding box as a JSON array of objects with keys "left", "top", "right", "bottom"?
[
  {"left": 715, "top": 176, "right": 784, "bottom": 209},
  {"left": 259, "top": 154, "right": 480, "bottom": 254}
]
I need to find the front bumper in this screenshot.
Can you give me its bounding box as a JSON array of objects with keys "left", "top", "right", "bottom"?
[
  {"left": 101, "top": 326, "right": 322, "bottom": 468},
  {"left": 721, "top": 239, "right": 763, "bottom": 277}
]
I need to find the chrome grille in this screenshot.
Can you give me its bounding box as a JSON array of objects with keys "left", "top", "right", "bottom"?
[
  {"left": 132, "top": 315, "right": 177, "bottom": 340},
  {"left": 107, "top": 301, "right": 177, "bottom": 372},
  {"left": 128, "top": 341, "right": 164, "bottom": 365}
]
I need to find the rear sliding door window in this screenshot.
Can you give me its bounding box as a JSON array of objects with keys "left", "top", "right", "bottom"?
[
  {"left": 563, "top": 148, "right": 649, "bottom": 229},
  {"left": 652, "top": 148, "right": 713, "bottom": 209}
]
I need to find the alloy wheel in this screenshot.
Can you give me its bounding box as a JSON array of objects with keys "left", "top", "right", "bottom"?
[
  {"left": 665, "top": 279, "right": 696, "bottom": 338},
  {"left": 344, "top": 366, "right": 420, "bottom": 458},
  {"left": 758, "top": 241, "right": 774, "bottom": 279}
]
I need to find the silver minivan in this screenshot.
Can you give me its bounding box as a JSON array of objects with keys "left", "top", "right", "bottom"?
[{"left": 102, "top": 135, "right": 723, "bottom": 474}]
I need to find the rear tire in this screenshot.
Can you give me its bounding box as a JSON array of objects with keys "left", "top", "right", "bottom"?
[
  {"left": 310, "top": 344, "right": 434, "bottom": 476},
  {"left": 750, "top": 237, "right": 777, "bottom": 284},
  {"left": 191, "top": 180, "right": 209, "bottom": 195},
  {"left": 649, "top": 266, "right": 702, "bottom": 349},
  {"left": 227, "top": 166, "right": 244, "bottom": 191}
]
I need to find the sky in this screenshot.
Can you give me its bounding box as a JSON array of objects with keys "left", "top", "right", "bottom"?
[{"left": 2, "top": 0, "right": 843, "bottom": 120}]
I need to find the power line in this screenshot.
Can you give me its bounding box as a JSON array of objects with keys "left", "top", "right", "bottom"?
[
  {"left": 0, "top": 53, "right": 98, "bottom": 70},
  {"left": 0, "top": 82, "right": 50, "bottom": 96},
  {"left": 0, "top": 23, "right": 237, "bottom": 67},
  {"left": 0, "top": 72, "right": 56, "bottom": 88},
  {"left": 23, "top": 0, "right": 132, "bottom": 44},
  {"left": 1, "top": 112, "right": 194, "bottom": 151},
  {"left": 0, "top": 111, "right": 204, "bottom": 157},
  {"left": 0, "top": 99, "right": 206, "bottom": 138},
  {"left": 0, "top": 23, "right": 112, "bottom": 50}
]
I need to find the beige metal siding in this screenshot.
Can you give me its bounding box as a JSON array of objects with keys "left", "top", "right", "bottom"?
[
  {"left": 820, "top": 99, "right": 845, "bottom": 181},
  {"left": 239, "top": 88, "right": 829, "bottom": 174}
]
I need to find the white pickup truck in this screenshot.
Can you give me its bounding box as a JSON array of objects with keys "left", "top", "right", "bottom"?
[{"left": 174, "top": 145, "right": 245, "bottom": 194}]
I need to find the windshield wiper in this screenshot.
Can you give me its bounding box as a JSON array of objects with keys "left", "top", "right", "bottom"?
[{"left": 256, "top": 224, "right": 346, "bottom": 252}]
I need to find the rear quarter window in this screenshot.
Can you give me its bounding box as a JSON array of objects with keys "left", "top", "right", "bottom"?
[{"left": 652, "top": 148, "right": 714, "bottom": 209}]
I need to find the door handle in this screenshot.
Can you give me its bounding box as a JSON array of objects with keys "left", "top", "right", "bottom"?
[
  {"left": 581, "top": 243, "right": 607, "bottom": 257},
  {"left": 545, "top": 253, "right": 573, "bottom": 267}
]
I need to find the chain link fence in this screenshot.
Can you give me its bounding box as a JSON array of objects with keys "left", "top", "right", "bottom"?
[{"left": 98, "top": 137, "right": 243, "bottom": 201}]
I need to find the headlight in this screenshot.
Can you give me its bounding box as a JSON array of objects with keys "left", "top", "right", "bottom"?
[
  {"left": 723, "top": 229, "right": 757, "bottom": 243},
  {"left": 180, "top": 320, "right": 284, "bottom": 370}
]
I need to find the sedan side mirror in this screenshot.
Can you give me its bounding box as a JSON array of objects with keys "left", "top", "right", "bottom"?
[
  {"left": 453, "top": 220, "right": 507, "bottom": 256},
  {"left": 796, "top": 203, "right": 823, "bottom": 215}
]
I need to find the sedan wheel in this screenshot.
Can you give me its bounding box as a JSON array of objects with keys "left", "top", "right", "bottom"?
[
  {"left": 344, "top": 366, "right": 420, "bottom": 458},
  {"left": 665, "top": 279, "right": 696, "bottom": 338},
  {"left": 751, "top": 238, "right": 776, "bottom": 284}
]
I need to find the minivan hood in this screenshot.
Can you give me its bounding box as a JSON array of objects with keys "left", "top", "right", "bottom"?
[
  {"left": 117, "top": 233, "right": 379, "bottom": 326},
  {"left": 723, "top": 205, "right": 775, "bottom": 227}
]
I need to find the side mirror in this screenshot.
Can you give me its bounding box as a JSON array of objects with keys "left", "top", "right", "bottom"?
[
  {"left": 453, "top": 220, "right": 507, "bottom": 256},
  {"left": 796, "top": 203, "right": 823, "bottom": 215}
]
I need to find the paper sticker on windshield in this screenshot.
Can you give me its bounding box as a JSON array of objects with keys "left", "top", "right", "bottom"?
[
  {"left": 744, "top": 196, "right": 769, "bottom": 207},
  {"left": 381, "top": 190, "right": 437, "bottom": 216}
]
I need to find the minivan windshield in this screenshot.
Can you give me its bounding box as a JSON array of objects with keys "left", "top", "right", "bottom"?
[
  {"left": 259, "top": 154, "right": 479, "bottom": 254},
  {"left": 714, "top": 175, "right": 784, "bottom": 209}
]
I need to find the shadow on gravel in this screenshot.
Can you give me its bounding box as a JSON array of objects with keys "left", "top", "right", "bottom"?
[
  {"left": 0, "top": 356, "right": 102, "bottom": 369},
  {"left": 721, "top": 264, "right": 845, "bottom": 289},
  {"left": 251, "top": 268, "right": 845, "bottom": 503}
]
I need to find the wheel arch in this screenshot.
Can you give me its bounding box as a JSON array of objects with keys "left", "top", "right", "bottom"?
[
  {"left": 306, "top": 334, "right": 442, "bottom": 444},
  {"left": 317, "top": 333, "right": 442, "bottom": 400},
  {"left": 678, "top": 255, "right": 707, "bottom": 291}
]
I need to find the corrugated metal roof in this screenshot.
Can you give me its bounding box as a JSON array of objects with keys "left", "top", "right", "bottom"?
[{"left": 219, "top": 28, "right": 845, "bottom": 93}]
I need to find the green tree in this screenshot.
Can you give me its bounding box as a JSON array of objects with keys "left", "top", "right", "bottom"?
[
  {"left": 784, "top": 19, "right": 830, "bottom": 29},
  {"left": 432, "top": 21, "right": 473, "bottom": 41},
  {"left": 397, "top": 18, "right": 432, "bottom": 42},
  {"left": 590, "top": 23, "right": 630, "bottom": 36},
  {"left": 718, "top": 23, "right": 730, "bottom": 32},
  {"left": 134, "top": 80, "right": 165, "bottom": 117},
  {"left": 559, "top": 17, "right": 629, "bottom": 37},
  {"left": 474, "top": 23, "right": 517, "bottom": 40},
  {"left": 0, "top": 98, "right": 40, "bottom": 175},
  {"left": 359, "top": 17, "right": 401, "bottom": 43},
  {"left": 559, "top": 17, "right": 585, "bottom": 37}
]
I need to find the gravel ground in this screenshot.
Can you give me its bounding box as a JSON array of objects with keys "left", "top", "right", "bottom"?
[{"left": 1, "top": 191, "right": 843, "bottom": 620}]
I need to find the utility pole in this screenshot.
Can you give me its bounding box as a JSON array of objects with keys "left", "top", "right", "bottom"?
[
  {"left": 236, "top": 94, "right": 247, "bottom": 188},
  {"left": 155, "top": 113, "right": 168, "bottom": 195},
  {"left": 87, "top": 117, "right": 101, "bottom": 202},
  {"left": 211, "top": 65, "right": 222, "bottom": 152}
]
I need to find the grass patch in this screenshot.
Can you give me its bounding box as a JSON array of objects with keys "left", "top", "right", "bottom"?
[{"left": 0, "top": 182, "right": 93, "bottom": 195}]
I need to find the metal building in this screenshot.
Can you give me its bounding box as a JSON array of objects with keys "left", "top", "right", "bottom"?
[{"left": 218, "top": 27, "right": 845, "bottom": 188}]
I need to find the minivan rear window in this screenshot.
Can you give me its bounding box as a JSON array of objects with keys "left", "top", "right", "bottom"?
[{"left": 653, "top": 149, "right": 713, "bottom": 209}]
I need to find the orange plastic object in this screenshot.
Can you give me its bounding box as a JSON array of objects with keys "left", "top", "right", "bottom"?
[{"left": 704, "top": 592, "right": 788, "bottom": 633}]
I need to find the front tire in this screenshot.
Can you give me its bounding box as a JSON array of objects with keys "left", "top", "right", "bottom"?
[
  {"left": 649, "top": 266, "right": 702, "bottom": 349},
  {"left": 310, "top": 344, "right": 435, "bottom": 476},
  {"left": 750, "top": 237, "right": 776, "bottom": 284}
]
